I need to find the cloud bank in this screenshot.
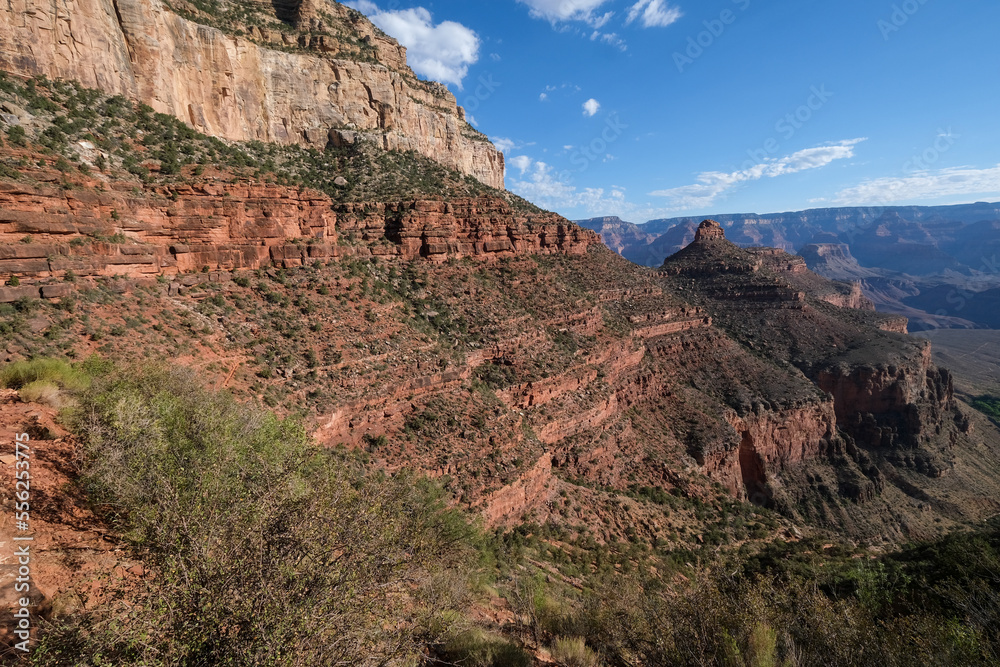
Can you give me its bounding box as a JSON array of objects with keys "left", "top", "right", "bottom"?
[
  {"left": 650, "top": 139, "right": 867, "bottom": 210},
  {"left": 345, "top": 3, "right": 479, "bottom": 88},
  {"left": 829, "top": 165, "right": 1000, "bottom": 206}
]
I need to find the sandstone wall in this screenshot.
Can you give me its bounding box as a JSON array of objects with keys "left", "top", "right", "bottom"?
[
  {"left": 0, "top": 178, "right": 596, "bottom": 290},
  {"left": 0, "top": 0, "right": 505, "bottom": 188},
  {"left": 814, "top": 344, "right": 965, "bottom": 464}
]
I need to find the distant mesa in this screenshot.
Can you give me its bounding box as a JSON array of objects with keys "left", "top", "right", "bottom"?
[{"left": 694, "top": 219, "right": 726, "bottom": 243}]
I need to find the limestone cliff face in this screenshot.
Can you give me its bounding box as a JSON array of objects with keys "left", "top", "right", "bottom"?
[
  {"left": 0, "top": 0, "right": 139, "bottom": 97},
  {"left": 0, "top": 0, "right": 504, "bottom": 188}
]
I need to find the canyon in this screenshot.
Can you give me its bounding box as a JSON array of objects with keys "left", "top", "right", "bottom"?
[
  {"left": 5, "top": 188, "right": 995, "bottom": 541},
  {"left": 1, "top": 3, "right": 999, "bottom": 662},
  {"left": 579, "top": 204, "right": 1000, "bottom": 330},
  {"left": 0, "top": 74, "right": 995, "bottom": 545},
  {"left": 0, "top": 0, "right": 504, "bottom": 188}
]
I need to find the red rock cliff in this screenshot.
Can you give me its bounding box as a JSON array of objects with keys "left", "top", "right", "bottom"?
[{"left": 0, "top": 177, "right": 598, "bottom": 291}]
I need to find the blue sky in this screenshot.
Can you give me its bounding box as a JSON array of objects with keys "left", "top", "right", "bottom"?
[{"left": 347, "top": 0, "right": 1000, "bottom": 222}]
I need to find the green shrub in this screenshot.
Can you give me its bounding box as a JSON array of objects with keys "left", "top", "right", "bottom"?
[
  {"left": 0, "top": 357, "right": 91, "bottom": 392},
  {"left": 6, "top": 124, "right": 26, "bottom": 146},
  {"left": 970, "top": 395, "right": 1000, "bottom": 421},
  {"left": 34, "top": 365, "right": 479, "bottom": 666},
  {"left": 581, "top": 568, "right": 994, "bottom": 667},
  {"left": 550, "top": 636, "right": 600, "bottom": 667},
  {"left": 438, "top": 628, "right": 533, "bottom": 667}
]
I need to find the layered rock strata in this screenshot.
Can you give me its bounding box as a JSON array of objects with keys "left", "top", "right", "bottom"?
[
  {"left": 0, "top": 176, "right": 597, "bottom": 301},
  {"left": 660, "top": 221, "right": 971, "bottom": 496}
]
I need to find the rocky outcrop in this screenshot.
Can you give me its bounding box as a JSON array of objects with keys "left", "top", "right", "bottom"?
[
  {"left": 0, "top": 177, "right": 598, "bottom": 292},
  {"left": 701, "top": 402, "right": 838, "bottom": 501},
  {"left": 480, "top": 453, "right": 554, "bottom": 525},
  {"left": 694, "top": 218, "right": 726, "bottom": 242},
  {"left": 816, "top": 282, "right": 874, "bottom": 311},
  {"left": 813, "top": 344, "right": 967, "bottom": 462},
  {"left": 0, "top": 0, "right": 505, "bottom": 188},
  {"left": 659, "top": 220, "right": 973, "bottom": 502},
  {"left": 336, "top": 199, "right": 597, "bottom": 261}
]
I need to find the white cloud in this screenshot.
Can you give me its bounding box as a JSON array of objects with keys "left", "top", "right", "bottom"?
[
  {"left": 625, "top": 0, "right": 682, "bottom": 28},
  {"left": 516, "top": 0, "right": 614, "bottom": 26},
  {"left": 492, "top": 137, "right": 517, "bottom": 153},
  {"left": 650, "top": 139, "right": 867, "bottom": 210},
  {"left": 539, "top": 92, "right": 548, "bottom": 101},
  {"left": 591, "top": 30, "right": 627, "bottom": 50},
  {"left": 491, "top": 137, "right": 535, "bottom": 154},
  {"left": 347, "top": 0, "right": 379, "bottom": 12},
  {"left": 583, "top": 99, "right": 601, "bottom": 117},
  {"left": 507, "top": 157, "right": 633, "bottom": 215},
  {"left": 345, "top": 3, "right": 478, "bottom": 88},
  {"left": 516, "top": 0, "right": 627, "bottom": 47},
  {"left": 827, "top": 164, "right": 1000, "bottom": 206},
  {"left": 508, "top": 155, "right": 534, "bottom": 175}
]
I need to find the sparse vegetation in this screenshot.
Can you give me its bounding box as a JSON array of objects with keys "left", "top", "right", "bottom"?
[
  {"left": 32, "top": 364, "right": 483, "bottom": 665},
  {"left": 0, "top": 75, "right": 538, "bottom": 211},
  {"left": 971, "top": 394, "right": 1000, "bottom": 421},
  {"left": 0, "top": 42, "right": 996, "bottom": 667},
  {"left": 0, "top": 357, "right": 92, "bottom": 393}
]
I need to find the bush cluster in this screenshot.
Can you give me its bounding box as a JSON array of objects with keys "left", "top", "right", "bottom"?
[{"left": 31, "top": 364, "right": 481, "bottom": 666}]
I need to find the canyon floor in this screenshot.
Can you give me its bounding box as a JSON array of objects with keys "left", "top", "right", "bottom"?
[{"left": 914, "top": 328, "right": 1000, "bottom": 397}]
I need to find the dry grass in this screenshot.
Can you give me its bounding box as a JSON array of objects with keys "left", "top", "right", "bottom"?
[
  {"left": 18, "top": 380, "right": 64, "bottom": 407},
  {"left": 550, "top": 636, "right": 600, "bottom": 667}
]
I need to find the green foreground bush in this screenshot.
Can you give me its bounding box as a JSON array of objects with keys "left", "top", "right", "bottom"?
[{"left": 31, "top": 365, "right": 480, "bottom": 666}]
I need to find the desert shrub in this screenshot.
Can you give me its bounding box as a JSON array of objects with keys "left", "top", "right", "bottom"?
[
  {"left": 6, "top": 124, "right": 26, "bottom": 146},
  {"left": 437, "top": 628, "right": 533, "bottom": 667},
  {"left": 0, "top": 357, "right": 91, "bottom": 392},
  {"left": 474, "top": 362, "right": 519, "bottom": 390},
  {"left": 550, "top": 636, "right": 600, "bottom": 667},
  {"left": 17, "top": 380, "right": 63, "bottom": 407},
  {"left": 580, "top": 569, "right": 993, "bottom": 667},
  {"left": 32, "top": 365, "right": 481, "bottom": 666}
]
